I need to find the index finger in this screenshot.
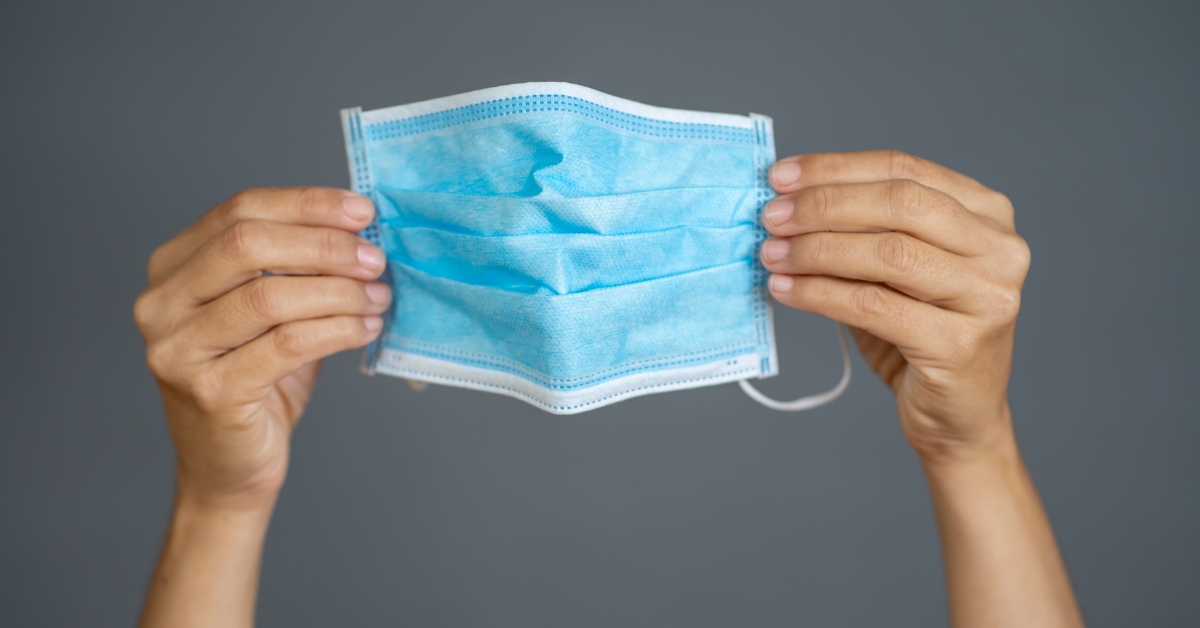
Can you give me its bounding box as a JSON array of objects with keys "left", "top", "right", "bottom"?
[
  {"left": 769, "top": 151, "right": 1012, "bottom": 223},
  {"left": 149, "top": 187, "right": 375, "bottom": 286}
]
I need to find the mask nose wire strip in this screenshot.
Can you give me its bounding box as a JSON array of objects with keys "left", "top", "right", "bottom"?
[{"left": 738, "top": 322, "right": 852, "bottom": 411}]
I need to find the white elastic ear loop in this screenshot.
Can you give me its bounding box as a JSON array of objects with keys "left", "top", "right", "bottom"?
[{"left": 738, "top": 322, "right": 852, "bottom": 411}]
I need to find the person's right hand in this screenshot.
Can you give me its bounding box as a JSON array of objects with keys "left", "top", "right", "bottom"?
[{"left": 133, "top": 188, "right": 390, "bottom": 511}]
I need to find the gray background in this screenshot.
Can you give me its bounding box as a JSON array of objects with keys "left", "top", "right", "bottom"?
[{"left": 1, "top": 0, "right": 1197, "bottom": 626}]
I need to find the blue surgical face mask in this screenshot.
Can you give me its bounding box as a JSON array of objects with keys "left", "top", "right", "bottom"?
[{"left": 341, "top": 82, "right": 849, "bottom": 414}]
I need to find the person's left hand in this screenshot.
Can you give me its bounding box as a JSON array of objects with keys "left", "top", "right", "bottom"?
[{"left": 760, "top": 151, "right": 1031, "bottom": 464}]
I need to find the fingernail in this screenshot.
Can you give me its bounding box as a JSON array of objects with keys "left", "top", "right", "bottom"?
[
  {"left": 364, "top": 315, "right": 383, "bottom": 332},
  {"left": 357, "top": 243, "right": 385, "bottom": 269},
  {"left": 764, "top": 198, "right": 794, "bottom": 227},
  {"left": 365, "top": 282, "right": 390, "bottom": 304},
  {"left": 761, "top": 238, "right": 790, "bottom": 263},
  {"left": 771, "top": 162, "right": 802, "bottom": 187},
  {"left": 343, "top": 194, "right": 374, "bottom": 221},
  {"left": 769, "top": 274, "right": 794, "bottom": 293}
]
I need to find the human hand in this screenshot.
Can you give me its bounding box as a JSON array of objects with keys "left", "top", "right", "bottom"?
[
  {"left": 133, "top": 188, "right": 390, "bottom": 510},
  {"left": 760, "top": 151, "right": 1030, "bottom": 463}
]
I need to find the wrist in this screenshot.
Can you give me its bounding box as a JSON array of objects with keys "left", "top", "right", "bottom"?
[
  {"left": 914, "top": 410, "right": 1085, "bottom": 628},
  {"left": 173, "top": 460, "right": 285, "bottom": 516},
  {"left": 171, "top": 490, "right": 276, "bottom": 539},
  {"left": 918, "top": 417, "right": 1025, "bottom": 498},
  {"left": 142, "top": 474, "right": 274, "bottom": 628},
  {"left": 917, "top": 424, "right": 1031, "bottom": 549},
  {"left": 174, "top": 470, "right": 280, "bottom": 523},
  {"left": 905, "top": 400, "right": 1018, "bottom": 469}
]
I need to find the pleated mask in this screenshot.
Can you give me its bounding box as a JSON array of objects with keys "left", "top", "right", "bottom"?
[{"left": 341, "top": 82, "right": 849, "bottom": 414}]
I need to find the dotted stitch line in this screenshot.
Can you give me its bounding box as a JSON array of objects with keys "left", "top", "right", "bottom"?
[
  {"left": 368, "top": 95, "right": 749, "bottom": 141},
  {"left": 345, "top": 109, "right": 387, "bottom": 368},
  {"left": 750, "top": 117, "right": 774, "bottom": 372},
  {"left": 347, "top": 111, "right": 383, "bottom": 247},
  {"left": 365, "top": 95, "right": 756, "bottom": 143},
  {"left": 385, "top": 366, "right": 760, "bottom": 412}
]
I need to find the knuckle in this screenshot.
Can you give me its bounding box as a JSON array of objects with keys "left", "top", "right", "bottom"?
[
  {"left": 132, "top": 290, "right": 159, "bottom": 331},
  {"left": 886, "top": 150, "right": 921, "bottom": 181},
  {"left": 804, "top": 185, "right": 836, "bottom": 222},
  {"left": 990, "top": 232, "right": 1032, "bottom": 282},
  {"left": 1006, "top": 234, "right": 1032, "bottom": 272},
  {"left": 243, "top": 277, "right": 284, "bottom": 321},
  {"left": 144, "top": 340, "right": 175, "bottom": 379},
  {"left": 188, "top": 368, "right": 227, "bottom": 413},
  {"left": 146, "top": 244, "right": 171, "bottom": 280},
  {"left": 984, "top": 285, "right": 1022, "bottom": 322},
  {"left": 223, "top": 219, "right": 271, "bottom": 263},
  {"left": 818, "top": 153, "right": 843, "bottom": 180},
  {"left": 887, "top": 179, "right": 931, "bottom": 221},
  {"left": 295, "top": 186, "right": 332, "bottom": 218},
  {"left": 272, "top": 321, "right": 313, "bottom": 359},
  {"left": 806, "top": 233, "right": 833, "bottom": 268},
  {"left": 880, "top": 233, "right": 923, "bottom": 275},
  {"left": 223, "top": 189, "right": 260, "bottom": 222},
  {"left": 317, "top": 228, "right": 351, "bottom": 266},
  {"left": 991, "top": 191, "right": 1015, "bottom": 219},
  {"left": 852, "top": 283, "right": 894, "bottom": 320}
]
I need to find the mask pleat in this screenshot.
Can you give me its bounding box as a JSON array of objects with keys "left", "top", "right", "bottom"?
[
  {"left": 389, "top": 261, "right": 759, "bottom": 386},
  {"left": 342, "top": 83, "right": 785, "bottom": 413}
]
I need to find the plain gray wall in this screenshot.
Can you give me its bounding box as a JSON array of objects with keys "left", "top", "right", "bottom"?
[{"left": 1, "top": 1, "right": 1197, "bottom": 626}]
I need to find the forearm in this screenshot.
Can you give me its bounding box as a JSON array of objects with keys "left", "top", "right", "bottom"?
[
  {"left": 922, "top": 410, "right": 1083, "bottom": 628},
  {"left": 138, "top": 486, "right": 276, "bottom": 628}
]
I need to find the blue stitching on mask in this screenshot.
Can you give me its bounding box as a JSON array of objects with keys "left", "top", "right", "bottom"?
[
  {"left": 345, "top": 109, "right": 380, "bottom": 245},
  {"left": 344, "top": 107, "right": 388, "bottom": 371},
  {"left": 345, "top": 94, "right": 778, "bottom": 398},
  {"left": 365, "top": 94, "right": 757, "bottom": 144},
  {"left": 749, "top": 116, "right": 776, "bottom": 375}
]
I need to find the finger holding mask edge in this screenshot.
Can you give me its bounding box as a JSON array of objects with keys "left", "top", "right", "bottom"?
[
  {"left": 148, "top": 220, "right": 387, "bottom": 316},
  {"left": 759, "top": 150, "right": 1031, "bottom": 451},
  {"left": 760, "top": 230, "right": 977, "bottom": 309},
  {"left": 148, "top": 187, "right": 376, "bottom": 286},
  {"left": 134, "top": 186, "right": 390, "bottom": 459},
  {"left": 760, "top": 153, "right": 1082, "bottom": 628},
  {"left": 178, "top": 276, "right": 391, "bottom": 360},
  {"left": 769, "top": 149, "right": 1014, "bottom": 224}
]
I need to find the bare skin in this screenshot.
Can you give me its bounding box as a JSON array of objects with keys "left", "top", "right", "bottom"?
[
  {"left": 134, "top": 187, "right": 389, "bottom": 627},
  {"left": 761, "top": 151, "right": 1082, "bottom": 627},
  {"left": 135, "top": 152, "right": 1084, "bottom": 627}
]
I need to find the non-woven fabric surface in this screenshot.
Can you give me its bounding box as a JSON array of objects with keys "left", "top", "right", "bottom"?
[{"left": 341, "top": 82, "right": 780, "bottom": 414}]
